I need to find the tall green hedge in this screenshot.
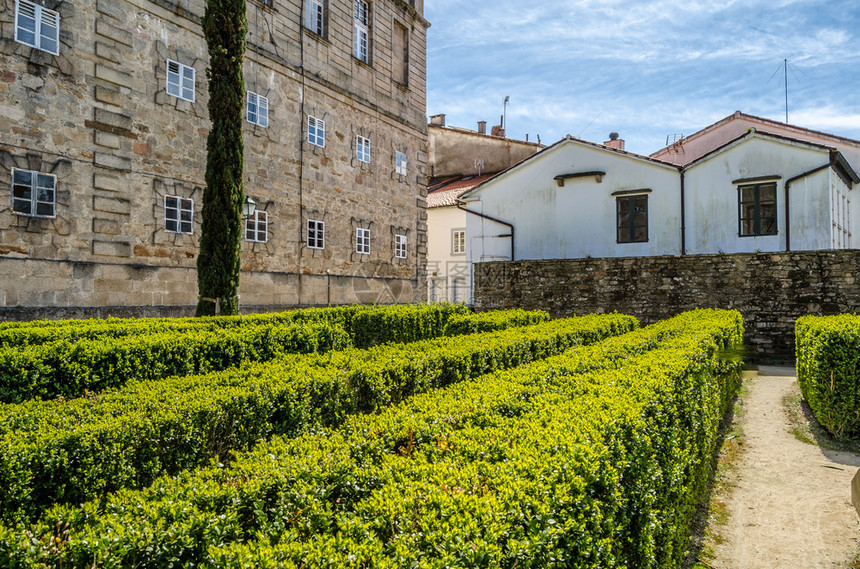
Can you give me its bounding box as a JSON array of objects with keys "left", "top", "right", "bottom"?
[
  {"left": 796, "top": 314, "right": 860, "bottom": 437},
  {"left": 0, "top": 314, "right": 635, "bottom": 525},
  {"left": 0, "top": 310, "right": 743, "bottom": 567}
]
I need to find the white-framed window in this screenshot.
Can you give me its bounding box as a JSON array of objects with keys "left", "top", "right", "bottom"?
[
  {"left": 356, "top": 135, "right": 371, "bottom": 163},
  {"left": 11, "top": 168, "right": 56, "bottom": 218},
  {"left": 164, "top": 195, "right": 193, "bottom": 234},
  {"left": 306, "top": 0, "right": 325, "bottom": 36},
  {"left": 354, "top": 0, "right": 369, "bottom": 63},
  {"left": 395, "top": 151, "right": 407, "bottom": 176},
  {"left": 14, "top": 0, "right": 59, "bottom": 55},
  {"left": 308, "top": 115, "right": 325, "bottom": 147},
  {"left": 394, "top": 233, "right": 407, "bottom": 258},
  {"left": 245, "top": 210, "right": 268, "bottom": 243},
  {"left": 166, "top": 59, "right": 195, "bottom": 102},
  {"left": 307, "top": 219, "right": 325, "bottom": 249},
  {"left": 356, "top": 227, "right": 370, "bottom": 254},
  {"left": 246, "top": 91, "right": 269, "bottom": 127},
  {"left": 452, "top": 229, "right": 466, "bottom": 255}
]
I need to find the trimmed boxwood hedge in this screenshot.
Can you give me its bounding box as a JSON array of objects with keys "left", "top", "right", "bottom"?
[
  {"left": 443, "top": 308, "right": 550, "bottom": 336},
  {"left": 796, "top": 314, "right": 860, "bottom": 437},
  {"left": 0, "top": 304, "right": 537, "bottom": 404},
  {"left": 0, "top": 314, "right": 636, "bottom": 525},
  {"left": 0, "top": 310, "right": 742, "bottom": 568}
]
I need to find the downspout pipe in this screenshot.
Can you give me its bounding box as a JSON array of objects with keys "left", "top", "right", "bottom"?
[
  {"left": 456, "top": 201, "right": 515, "bottom": 262},
  {"left": 783, "top": 154, "right": 836, "bottom": 252},
  {"left": 679, "top": 168, "right": 686, "bottom": 256}
]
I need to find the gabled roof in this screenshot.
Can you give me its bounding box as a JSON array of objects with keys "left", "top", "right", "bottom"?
[
  {"left": 651, "top": 111, "right": 860, "bottom": 165},
  {"left": 426, "top": 174, "right": 499, "bottom": 208},
  {"left": 460, "top": 134, "right": 679, "bottom": 201},
  {"left": 683, "top": 128, "right": 860, "bottom": 184}
]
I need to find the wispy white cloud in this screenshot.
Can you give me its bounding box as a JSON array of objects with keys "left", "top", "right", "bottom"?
[{"left": 427, "top": 0, "right": 860, "bottom": 154}]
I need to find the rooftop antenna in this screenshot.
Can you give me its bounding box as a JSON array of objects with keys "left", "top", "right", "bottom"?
[
  {"left": 474, "top": 158, "right": 485, "bottom": 176},
  {"left": 502, "top": 96, "right": 509, "bottom": 131},
  {"left": 784, "top": 58, "right": 789, "bottom": 123}
]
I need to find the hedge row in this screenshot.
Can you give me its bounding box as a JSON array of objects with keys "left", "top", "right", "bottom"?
[
  {"left": 0, "top": 321, "right": 350, "bottom": 404},
  {"left": 796, "top": 315, "right": 860, "bottom": 438},
  {"left": 0, "top": 304, "right": 476, "bottom": 349},
  {"left": 443, "top": 308, "right": 550, "bottom": 336},
  {"left": 0, "top": 304, "right": 527, "bottom": 404},
  {"left": 0, "top": 314, "right": 636, "bottom": 525},
  {"left": 0, "top": 310, "right": 743, "bottom": 568}
]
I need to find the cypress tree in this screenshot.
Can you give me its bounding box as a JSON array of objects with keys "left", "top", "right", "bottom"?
[{"left": 195, "top": 0, "right": 248, "bottom": 316}]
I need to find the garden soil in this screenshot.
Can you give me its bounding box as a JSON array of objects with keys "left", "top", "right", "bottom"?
[{"left": 709, "top": 366, "right": 860, "bottom": 568}]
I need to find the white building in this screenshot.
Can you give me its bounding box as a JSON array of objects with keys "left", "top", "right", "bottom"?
[{"left": 458, "top": 121, "right": 859, "bottom": 300}]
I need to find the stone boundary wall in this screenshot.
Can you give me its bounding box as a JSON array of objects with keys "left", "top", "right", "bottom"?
[
  {"left": 473, "top": 250, "right": 860, "bottom": 361},
  {"left": 0, "top": 257, "right": 422, "bottom": 322}
]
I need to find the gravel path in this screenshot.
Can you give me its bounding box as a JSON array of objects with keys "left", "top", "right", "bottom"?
[{"left": 709, "top": 366, "right": 860, "bottom": 568}]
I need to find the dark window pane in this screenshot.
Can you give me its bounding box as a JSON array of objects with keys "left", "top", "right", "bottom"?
[
  {"left": 741, "top": 219, "right": 755, "bottom": 235},
  {"left": 634, "top": 226, "right": 647, "bottom": 242},
  {"left": 760, "top": 218, "right": 776, "bottom": 234},
  {"left": 12, "top": 198, "right": 31, "bottom": 215},
  {"left": 618, "top": 227, "right": 631, "bottom": 243},
  {"left": 36, "top": 202, "right": 53, "bottom": 216},
  {"left": 760, "top": 184, "right": 776, "bottom": 201}
]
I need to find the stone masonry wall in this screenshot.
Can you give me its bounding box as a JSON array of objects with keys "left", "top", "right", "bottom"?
[
  {"left": 474, "top": 251, "right": 860, "bottom": 361},
  {"left": 0, "top": 0, "right": 429, "bottom": 311}
]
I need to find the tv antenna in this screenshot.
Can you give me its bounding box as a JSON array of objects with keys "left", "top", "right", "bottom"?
[
  {"left": 474, "top": 159, "right": 485, "bottom": 176},
  {"left": 768, "top": 58, "right": 806, "bottom": 124}
]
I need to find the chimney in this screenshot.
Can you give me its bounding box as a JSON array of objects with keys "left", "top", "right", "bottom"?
[
  {"left": 430, "top": 113, "right": 446, "bottom": 127},
  {"left": 604, "top": 132, "right": 625, "bottom": 151},
  {"left": 491, "top": 125, "right": 505, "bottom": 138},
  {"left": 477, "top": 121, "right": 487, "bottom": 135}
]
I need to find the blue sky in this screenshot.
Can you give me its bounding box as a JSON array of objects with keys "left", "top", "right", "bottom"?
[{"left": 425, "top": 0, "right": 860, "bottom": 156}]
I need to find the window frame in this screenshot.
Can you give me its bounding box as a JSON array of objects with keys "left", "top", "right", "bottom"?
[
  {"left": 356, "top": 135, "right": 371, "bottom": 163},
  {"left": 395, "top": 151, "right": 407, "bottom": 176},
  {"left": 356, "top": 227, "right": 370, "bottom": 254},
  {"left": 394, "top": 233, "right": 407, "bottom": 258},
  {"left": 738, "top": 182, "right": 778, "bottom": 237},
  {"left": 308, "top": 115, "right": 325, "bottom": 147},
  {"left": 307, "top": 219, "right": 325, "bottom": 249},
  {"left": 616, "top": 194, "right": 649, "bottom": 244},
  {"left": 166, "top": 59, "right": 196, "bottom": 103},
  {"left": 246, "top": 91, "right": 269, "bottom": 128},
  {"left": 244, "top": 210, "right": 268, "bottom": 243},
  {"left": 306, "top": 0, "right": 325, "bottom": 36},
  {"left": 11, "top": 168, "right": 56, "bottom": 218},
  {"left": 452, "top": 228, "right": 466, "bottom": 255},
  {"left": 164, "top": 195, "right": 194, "bottom": 234},
  {"left": 353, "top": 0, "right": 370, "bottom": 63},
  {"left": 14, "top": 0, "right": 60, "bottom": 55}
]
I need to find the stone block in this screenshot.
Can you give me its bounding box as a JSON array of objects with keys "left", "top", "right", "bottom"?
[
  {"left": 93, "top": 195, "right": 131, "bottom": 215},
  {"left": 94, "top": 152, "right": 131, "bottom": 171},
  {"left": 95, "top": 64, "right": 132, "bottom": 88},
  {"left": 92, "top": 240, "right": 132, "bottom": 257},
  {"left": 95, "top": 41, "right": 122, "bottom": 64},
  {"left": 93, "top": 107, "right": 133, "bottom": 132},
  {"left": 94, "top": 85, "right": 125, "bottom": 107},
  {"left": 95, "top": 19, "right": 133, "bottom": 47},
  {"left": 93, "top": 217, "right": 122, "bottom": 235},
  {"left": 94, "top": 131, "right": 121, "bottom": 149},
  {"left": 93, "top": 172, "right": 120, "bottom": 191},
  {"left": 96, "top": 0, "right": 126, "bottom": 23}
]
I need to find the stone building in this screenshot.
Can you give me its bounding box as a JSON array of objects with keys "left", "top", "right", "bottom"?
[{"left": 0, "top": 0, "right": 429, "bottom": 317}]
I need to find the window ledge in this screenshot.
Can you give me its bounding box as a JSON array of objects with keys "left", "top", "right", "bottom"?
[{"left": 554, "top": 171, "right": 606, "bottom": 186}]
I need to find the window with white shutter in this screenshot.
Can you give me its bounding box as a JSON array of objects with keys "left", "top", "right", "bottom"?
[{"left": 15, "top": 0, "right": 59, "bottom": 55}]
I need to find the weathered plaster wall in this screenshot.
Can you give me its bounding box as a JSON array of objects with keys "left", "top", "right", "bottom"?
[{"left": 473, "top": 251, "right": 860, "bottom": 361}]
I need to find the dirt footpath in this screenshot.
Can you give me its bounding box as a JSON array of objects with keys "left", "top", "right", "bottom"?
[{"left": 709, "top": 366, "right": 860, "bottom": 569}]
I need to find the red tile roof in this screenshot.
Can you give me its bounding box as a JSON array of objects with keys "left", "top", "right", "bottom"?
[{"left": 426, "top": 174, "right": 499, "bottom": 208}]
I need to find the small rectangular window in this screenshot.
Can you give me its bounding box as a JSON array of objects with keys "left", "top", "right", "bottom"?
[
  {"left": 452, "top": 229, "right": 466, "bottom": 255},
  {"left": 308, "top": 115, "right": 325, "bottom": 147},
  {"left": 15, "top": 0, "right": 59, "bottom": 55},
  {"left": 356, "top": 135, "right": 371, "bottom": 163},
  {"left": 395, "top": 151, "right": 407, "bottom": 176},
  {"left": 11, "top": 168, "right": 56, "bottom": 218},
  {"left": 166, "top": 59, "right": 195, "bottom": 102},
  {"left": 616, "top": 195, "right": 648, "bottom": 243},
  {"left": 354, "top": 0, "right": 369, "bottom": 63},
  {"left": 247, "top": 91, "right": 269, "bottom": 127},
  {"left": 356, "top": 227, "right": 370, "bottom": 254},
  {"left": 392, "top": 21, "right": 408, "bottom": 85},
  {"left": 395, "top": 233, "right": 407, "bottom": 258},
  {"left": 306, "top": 0, "right": 325, "bottom": 36},
  {"left": 738, "top": 182, "right": 777, "bottom": 236},
  {"left": 307, "top": 219, "right": 325, "bottom": 249},
  {"left": 165, "top": 195, "right": 194, "bottom": 234},
  {"left": 245, "top": 210, "right": 268, "bottom": 242}
]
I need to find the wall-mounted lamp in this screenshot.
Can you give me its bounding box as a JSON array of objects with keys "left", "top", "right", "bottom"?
[{"left": 242, "top": 196, "right": 257, "bottom": 220}]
